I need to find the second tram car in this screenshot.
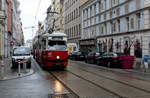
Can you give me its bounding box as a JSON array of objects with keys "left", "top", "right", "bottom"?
[{"left": 33, "top": 31, "right": 68, "bottom": 69}]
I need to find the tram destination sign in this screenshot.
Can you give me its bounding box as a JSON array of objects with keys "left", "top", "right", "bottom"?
[{"left": 48, "top": 36, "right": 63, "bottom": 40}]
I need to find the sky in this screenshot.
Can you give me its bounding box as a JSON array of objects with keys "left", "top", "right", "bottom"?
[{"left": 18, "top": 0, "right": 51, "bottom": 42}]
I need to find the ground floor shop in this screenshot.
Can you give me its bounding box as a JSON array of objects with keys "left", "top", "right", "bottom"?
[
  {"left": 68, "top": 37, "right": 80, "bottom": 52},
  {"left": 97, "top": 30, "right": 150, "bottom": 58},
  {"left": 79, "top": 38, "right": 96, "bottom": 54}
]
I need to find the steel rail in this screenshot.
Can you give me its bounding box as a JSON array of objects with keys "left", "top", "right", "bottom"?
[
  {"left": 73, "top": 60, "right": 150, "bottom": 83},
  {"left": 32, "top": 58, "right": 79, "bottom": 98}
]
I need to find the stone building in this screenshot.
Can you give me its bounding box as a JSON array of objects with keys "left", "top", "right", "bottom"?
[
  {"left": 81, "top": 0, "right": 150, "bottom": 58},
  {"left": 12, "top": 0, "right": 23, "bottom": 46},
  {"left": 64, "top": 0, "right": 81, "bottom": 51},
  {"left": 0, "top": 0, "right": 5, "bottom": 58},
  {"left": 49, "top": 0, "right": 65, "bottom": 32}
]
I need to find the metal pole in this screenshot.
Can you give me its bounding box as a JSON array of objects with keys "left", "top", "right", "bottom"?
[
  {"left": 23, "top": 60, "right": 27, "bottom": 73},
  {"left": 0, "top": 60, "right": 5, "bottom": 79},
  {"left": 18, "top": 61, "right": 21, "bottom": 76}
]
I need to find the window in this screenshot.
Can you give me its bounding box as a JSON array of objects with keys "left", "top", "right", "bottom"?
[
  {"left": 126, "top": 17, "right": 129, "bottom": 31},
  {"left": 130, "top": 18, "right": 134, "bottom": 29},
  {"left": 136, "top": 13, "right": 141, "bottom": 29},
  {"left": 125, "top": 4, "right": 129, "bottom": 14},
  {"left": 79, "top": 24, "right": 81, "bottom": 35},
  {"left": 99, "top": 15, "right": 101, "bottom": 22},
  {"left": 101, "top": 26, "right": 104, "bottom": 34},
  {"left": 117, "top": 19, "right": 120, "bottom": 32},
  {"left": 101, "top": 1, "right": 104, "bottom": 10},
  {"left": 113, "top": 22, "right": 116, "bottom": 32},
  {"left": 104, "top": 0, "right": 107, "bottom": 10},
  {"left": 104, "top": 23, "right": 107, "bottom": 34},
  {"left": 90, "top": 7, "right": 92, "bottom": 17},
  {"left": 74, "top": 10, "right": 75, "bottom": 19},
  {"left": 104, "top": 13, "right": 106, "bottom": 20},
  {"left": 110, "top": 21, "right": 113, "bottom": 33},
  {"left": 116, "top": 8, "right": 120, "bottom": 16},
  {"left": 94, "top": 4, "right": 96, "bottom": 15},
  {"left": 136, "top": 0, "right": 141, "bottom": 10},
  {"left": 76, "top": 8, "right": 78, "bottom": 18},
  {"left": 110, "top": 11, "right": 113, "bottom": 19}
]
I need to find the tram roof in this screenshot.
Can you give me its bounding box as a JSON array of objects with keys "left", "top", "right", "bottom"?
[{"left": 42, "top": 31, "right": 67, "bottom": 38}]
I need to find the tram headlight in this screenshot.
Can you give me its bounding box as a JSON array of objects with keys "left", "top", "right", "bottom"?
[{"left": 56, "top": 56, "right": 60, "bottom": 59}]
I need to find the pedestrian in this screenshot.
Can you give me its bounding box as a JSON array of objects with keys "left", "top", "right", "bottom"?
[{"left": 141, "top": 55, "right": 149, "bottom": 72}]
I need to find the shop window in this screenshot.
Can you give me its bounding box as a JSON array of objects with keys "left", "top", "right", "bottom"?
[
  {"left": 124, "top": 40, "right": 130, "bottom": 55},
  {"left": 134, "top": 39, "right": 142, "bottom": 58}
]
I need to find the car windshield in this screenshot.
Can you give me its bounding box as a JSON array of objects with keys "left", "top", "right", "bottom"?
[{"left": 13, "top": 47, "right": 31, "bottom": 56}]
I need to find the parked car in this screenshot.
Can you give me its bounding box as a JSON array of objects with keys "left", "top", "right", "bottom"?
[
  {"left": 85, "top": 51, "right": 104, "bottom": 64},
  {"left": 11, "top": 47, "right": 32, "bottom": 69},
  {"left": 69, "top": 51, "right": 85, "bottom": 61},
  {"left": 96, "top": 52, "right": 124, "bottom": 68}
]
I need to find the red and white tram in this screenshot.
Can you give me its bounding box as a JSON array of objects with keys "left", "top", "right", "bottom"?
[{"left": 33, "top": 31, "right": 68, "bottom": 69}]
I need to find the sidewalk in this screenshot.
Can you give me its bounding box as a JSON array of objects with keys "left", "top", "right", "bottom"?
[
  {"left": 0, "top": 57, "right": 34, "bottom": 80},
  {"left": 127, "top": 58, "right": 150, "bottom": 73}
]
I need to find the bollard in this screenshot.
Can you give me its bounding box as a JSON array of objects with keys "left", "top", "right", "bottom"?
[
  {"left": 18, "top": 60, "right": 21, "bottom": 76},
  {"left": 0, "top": 60, "right": 5, "bottom": 79},
  {"left": 23, "top": 59, "right": 27, "bottom": 73}
]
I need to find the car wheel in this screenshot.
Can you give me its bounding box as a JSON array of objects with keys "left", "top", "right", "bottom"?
[
  {"left": 96, "top": 60, "right": 100, "bottom": 65},
  {"left": 107, "top": 62, "right": 111, "bottom": 68},
  {"left": 85, "top": 59, "right": 87, "bottom": 63}
]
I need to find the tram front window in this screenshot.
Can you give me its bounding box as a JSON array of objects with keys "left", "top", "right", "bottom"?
[{"left": 48, "top": 41, "right": 67, "bottom": 51}]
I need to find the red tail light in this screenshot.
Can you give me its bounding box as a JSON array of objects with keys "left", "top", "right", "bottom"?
[{"left": 112, "top": 56, "right": 118, "bottom": 59}]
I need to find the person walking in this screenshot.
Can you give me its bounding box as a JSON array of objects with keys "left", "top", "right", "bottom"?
[{"left": 142, "top": 55, "right": 149, "bottom": 72}]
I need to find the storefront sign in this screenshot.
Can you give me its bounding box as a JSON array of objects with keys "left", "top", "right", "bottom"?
[{"left": 80, "top": 39, "right": 95, "bottom": 45}]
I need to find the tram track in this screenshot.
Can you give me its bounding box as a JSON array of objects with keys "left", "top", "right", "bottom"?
[
  {"left": 67, "top": 60, "right": 150, "bottom": 98},
  {"left": 72, "top": 60, "right": 150, "bottom": 83},
  {"left": 69, "top": 64, "right": 150, "bottom": 94},
  {"left": 50, "top": 66, "right": 150, "bottom": 98},
  {"left": 32, "top": 58, "right": 150, "bottom": 98},
  {"left": 32, "top": 58, "right": 79, "bottom": 98},
  {"left": 50, "top": 70, "right": 121, "bottom": 98},
  {"left": 49, "top": 71, "right": 80, "bottom": 98}
]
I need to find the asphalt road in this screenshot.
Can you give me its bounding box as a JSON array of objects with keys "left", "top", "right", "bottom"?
[{"left": 1, "top": 58, "right": 150, "bottom": 98}]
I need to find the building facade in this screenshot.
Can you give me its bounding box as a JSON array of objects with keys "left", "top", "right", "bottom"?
[
  {"left": 0, "top": 0, "right": 23, "bottom": 58},
  {"left": 0, "top": 0, "right": 5, "bottom": 58},
  {"left": 81, "top": 0, "right": 150, "bottom": 58},
  {"left": 50, "top": 0, "right": 64, "bottom": 32},
  {"left": 64, "top": 0, "right": 81, "bottom": 51}
]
